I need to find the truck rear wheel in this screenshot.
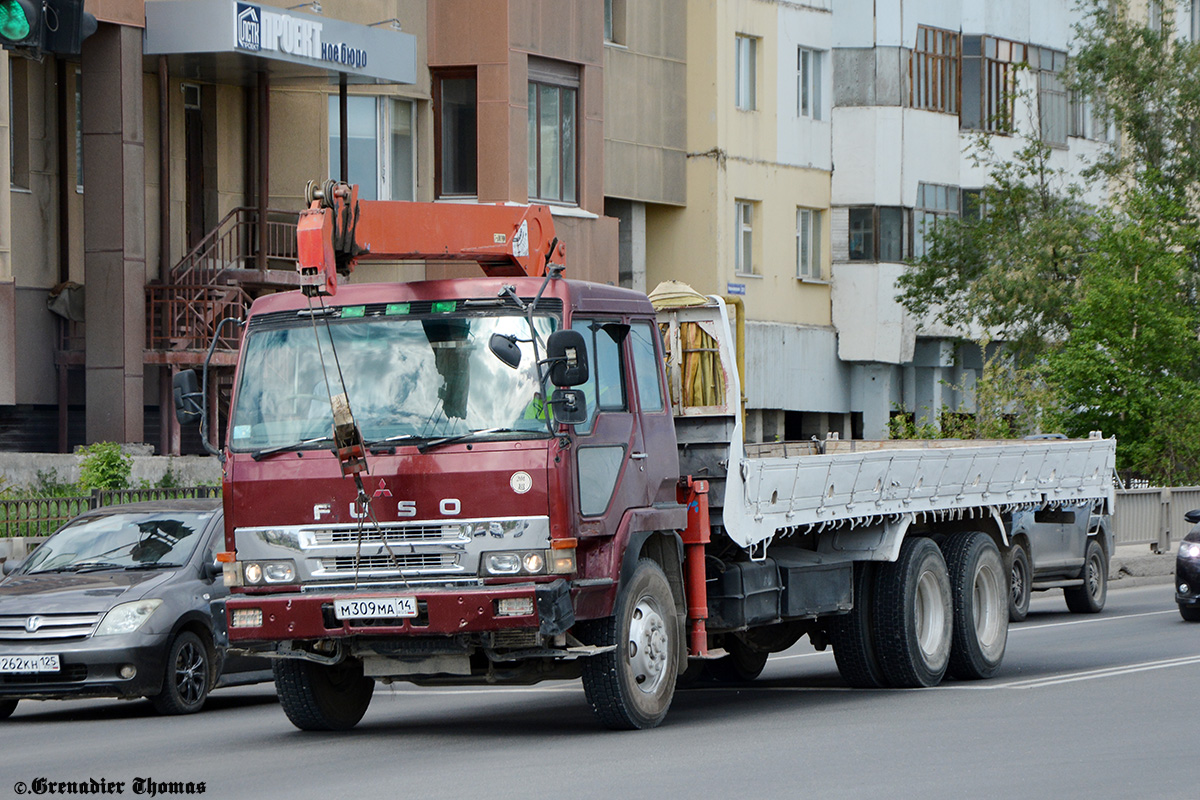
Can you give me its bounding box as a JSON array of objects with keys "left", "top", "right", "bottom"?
[
  {"left": 274, "top": 656, "right": 375, "bottom": 731},
  {"left": 580, "top": 559, "right": 678, "bottom": 730},
  {"left": 828, "top": 562, "right": 887, "bottom": 688},
  {"left": 873, "top": 537, "right": 953, "bottom": 688},
  {"left": 944, "top": 533, "right": 1008, "bottom": 680},
  {"left": 1064, "top": 539, "right": 1107, "bottom": 613}
]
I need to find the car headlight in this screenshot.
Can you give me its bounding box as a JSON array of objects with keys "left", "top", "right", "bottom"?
[
  {"left": 1179, "top": 542, "right": 1200, "bottom": 560},
  {"left": 95, "top": 599, "right": 164, "bottom": 636},
  {"left": 242, "top": 559, "right": 297, "bottom": 586}
]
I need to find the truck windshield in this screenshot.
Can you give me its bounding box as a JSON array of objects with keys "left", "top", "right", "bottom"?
[{"left": 228, "top": 311, "right": 556, "bottom": 451}]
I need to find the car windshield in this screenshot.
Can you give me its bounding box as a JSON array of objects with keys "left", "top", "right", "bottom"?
[
  {"left": 228, "top": 308, "right": 557, "bottom": 451},
  {"left": 21, "top": 510, "right": 214, "bottom": 574}
]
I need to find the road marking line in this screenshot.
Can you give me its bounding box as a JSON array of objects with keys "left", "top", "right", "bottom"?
[
  {"left": 1013, "top": 609, "right": 1176, "bottom": 631},
  {"left": 993, "top": 654, "right": 1200, "bottom": 689}
]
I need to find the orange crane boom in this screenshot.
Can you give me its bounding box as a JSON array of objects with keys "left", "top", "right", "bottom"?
[{"left": 295, "top": 180, "right": 564, "bottom": 295}]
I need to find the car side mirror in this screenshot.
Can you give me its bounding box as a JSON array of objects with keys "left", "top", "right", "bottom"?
[
  {"left": 174, "top": 369, "right": 203, "bottom": 425},
  {"left": 546, "top": 330, "right": 588, "bottom": 387},
  {"left": 202, "top": 558, "right": 223, "bottom": 581},
  {"left": 1185, "top": 509, "right": 1200, "bottom": 525},
  {"left": 1, "top": 558, "right": 24, "bottom": 576}
]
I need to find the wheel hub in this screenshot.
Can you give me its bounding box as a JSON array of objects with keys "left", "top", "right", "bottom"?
[{"left": 628, "top": 600, "right": 669, "bottom": 694}]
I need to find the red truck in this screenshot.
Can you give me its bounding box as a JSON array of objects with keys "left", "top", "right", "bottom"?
[{"left": 176, "top": 183, "right": 1116, "bottom": 730}]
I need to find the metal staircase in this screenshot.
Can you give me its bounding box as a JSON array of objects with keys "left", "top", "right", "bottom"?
[{"left": 145, "top": 206, "right": 300, "bottom": 363}]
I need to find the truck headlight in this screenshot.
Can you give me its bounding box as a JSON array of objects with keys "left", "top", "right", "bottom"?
[
  {"left": 481, "top": 549, "right": 576, "bottom": 577},
  {"left": 242, "top": 559, "right": 297, "bottom": 585},
  {"left": 96, "top": 599, "right": 163, "bottom": 636}
]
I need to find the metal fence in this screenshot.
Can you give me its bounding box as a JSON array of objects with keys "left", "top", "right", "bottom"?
[
  {"left": 1113, "top": 486, "right": 1200, "bottom": 552},
  {"left": 0, "top": 486, "right": 221, "bottom": 538}
]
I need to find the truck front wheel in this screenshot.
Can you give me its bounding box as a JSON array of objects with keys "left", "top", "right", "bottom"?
[
  {"left": 944, "top": 532, "right": 1008, "bottom": 680},
  {"left": 873, "top": 537, "right": 953, "bottom": 688},
  {"left": 580, "top": 559, "right": 679, "bottom": 730},
  {"left": 274, "top": 656, "right": 375, "bottom": 731}
]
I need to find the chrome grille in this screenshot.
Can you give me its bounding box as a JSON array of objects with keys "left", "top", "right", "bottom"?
[
  {"left": 317, "top": 553, "right": 460, "bottom": 575},
  {"left": 0, "top": 612, "right": 103, "bottom": 642},
  {"left": 311, "top": 526, "right": 464, "bottom": 545}
]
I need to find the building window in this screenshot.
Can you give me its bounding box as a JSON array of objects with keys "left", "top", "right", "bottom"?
[
  {"left": 910, "top": 26, "right": 959, "bottom": 114},
  {"left": 329, "top": 96, "right": 416, "bottom": 202},
  {"left": 914, "top": 183, "right": 960, "bottom": 258},
  {"left": 1192, "top": 0, "right": 1200, "bottom": 41},
  {"left": 849, "top": 207, "right": 909, "bottom": 262},
  {"left": 527, "top": 58, "right": 579, "bottom": 205},
  {"left": 962, "top": 188, "right": 985, "bottom": 222},
  {"left": 962, "top": 35, "right": 1026, "bottom": 132},
  {"left": 798, "top": 47, "right": 823, "bottom": 120},
  {"left": 9, "top": 58, "right": 28, "bottom": 190},
  {"left": 736, "top": 35, "right": 757, "bottom": 111},
  {"left": 1149, "top": 0, "right": 1163, "bottom": 32},
  {"left": 1034, "top": 48, "right": 1068, "bottom": 148},
  {"left": 797, "top": 207, "right": 822, "bottom": 279},
  {"left": 1070, "top": 90, "right": 1112, "bottom": 142},
  {"left": 604, "top": 0, "right": 626, "bottom": 44},
  {"left": 735, "top": 200, "right": 756, "bottom": 275},
  {"left": 434, "top": 71, "right": 477, "bottom": 197}
]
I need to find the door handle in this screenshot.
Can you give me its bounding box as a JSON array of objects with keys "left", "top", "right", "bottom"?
[{"left": 630, "top": 452, "right": 648, "bottom": 460}]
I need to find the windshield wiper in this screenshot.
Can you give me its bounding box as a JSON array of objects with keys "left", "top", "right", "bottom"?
[
  {"left": 34, "top": 561, "right": 124, "bottom": 574},
  {"left": 124, "top": 562, "right": 183, "bottom": 571},
  {"left": 251, "top": 435, "right": 335, "bottom": 461},
  {"left": 417, "top": 428, "right": 517, "bottom": 454}
]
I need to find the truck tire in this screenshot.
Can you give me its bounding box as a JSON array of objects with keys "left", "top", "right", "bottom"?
[
  {"left": 1007, "top": 542, "right": 1031, "bottom": 622},
  {"left": 944, "top": 533, "right": 1008, "bottom": 680},
  {"left": 1064, "top": 539, "right": 1107, "bottom": 614},
  {"left": 1180, "top": 604, "right": 1200, "bottom": 622},
  {"left": 873, "top": 537, "right": 953, "bottom": 688},
  {"left": 708, "top": 636, "right": 769, "bottom": 683},
  {"left": 150, "top": 631, "right": 211, "bottom": 715},
  {"left": 274, "top": 657, "right": 375, "bottom": 731},
  {"left": 0, "top": 699, "right": 16, "bottom": 719},
  {"left": 580, "top": 558, "right": 679, "bottom": 730},
  {"left": 828, "top": 562, "right": 887, "bottom": 688}
]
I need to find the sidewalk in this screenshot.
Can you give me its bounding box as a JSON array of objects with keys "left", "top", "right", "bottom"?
[{"left": 1109, "top": 542, "right": 1176, "bottom": 587}]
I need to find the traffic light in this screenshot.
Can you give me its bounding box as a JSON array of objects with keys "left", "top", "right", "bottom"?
[
  {"left": 0, "top": 0, "right": 42, "bottom": 49},
  {"left": 42, "top": 0, "right": 96, "bottom": 55}
]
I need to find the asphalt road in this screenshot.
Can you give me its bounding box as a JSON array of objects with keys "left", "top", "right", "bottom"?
[{"left": 3, "top": 582, "right": 1196, "bottom": 800}]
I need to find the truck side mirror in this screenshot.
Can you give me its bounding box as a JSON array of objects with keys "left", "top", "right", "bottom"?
[
  {"left": 173, "top": 369, "right": 203, "bottom": 425},
  {"left": 549, "top": 389, "right": 587, "bottom": 425},
  {"left": 546, "top": 330, "right": 588, "bottom": 387},
  {"left": 1185, "top": 509, "right": 1200, "bottom": 525},
  {"left": 488, "top": 333, "right": 522, "bottom": 369}
]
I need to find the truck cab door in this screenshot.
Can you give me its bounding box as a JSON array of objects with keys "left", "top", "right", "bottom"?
[{"left": 570, "top": 318, "right": 653, "bottom": 537}]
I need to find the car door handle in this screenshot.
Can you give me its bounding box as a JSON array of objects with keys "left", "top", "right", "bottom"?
[{"left": 630, "top": 452, "right": 648, "bottom": 460}]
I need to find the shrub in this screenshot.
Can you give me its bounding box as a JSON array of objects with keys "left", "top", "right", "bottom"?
[{"left": 78, "top": 442, "right": 132, "bottom": 491}]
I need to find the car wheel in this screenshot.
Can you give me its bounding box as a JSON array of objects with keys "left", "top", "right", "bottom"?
[
  {"left": 1180, "top": 604, "right": 1200, "bottom": 622},
  {"left": 1064, "top": 539, "right": 1107, "bottom": 614},
  {"left": 1008, "top": 543, "right": 1031, "bottom": 622},
  {"left": 151, "top": 631, "right": 211, "bottom": 715},
  {"left": 0, "top": 699, "right": 17, "bottom": 720}
]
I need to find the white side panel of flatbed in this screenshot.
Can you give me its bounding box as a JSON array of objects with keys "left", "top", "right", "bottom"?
[{"left": 722, "top": 437, "right": 1117, "bottom": 549}]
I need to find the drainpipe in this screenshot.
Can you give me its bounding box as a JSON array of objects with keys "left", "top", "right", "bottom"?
[{"left": 56, "top": 58, "right": 69, "bottom": 452}]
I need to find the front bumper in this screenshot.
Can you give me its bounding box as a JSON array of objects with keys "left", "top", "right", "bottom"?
[
  {"left": 225, "top": 579, "right": 574, "bottom": 643},
  {"left": 0, "top": 633, "right": 170, "bottom": 701},
  {"left": 1176, "top": 556, "right": 1200, "bottom": 606}
]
